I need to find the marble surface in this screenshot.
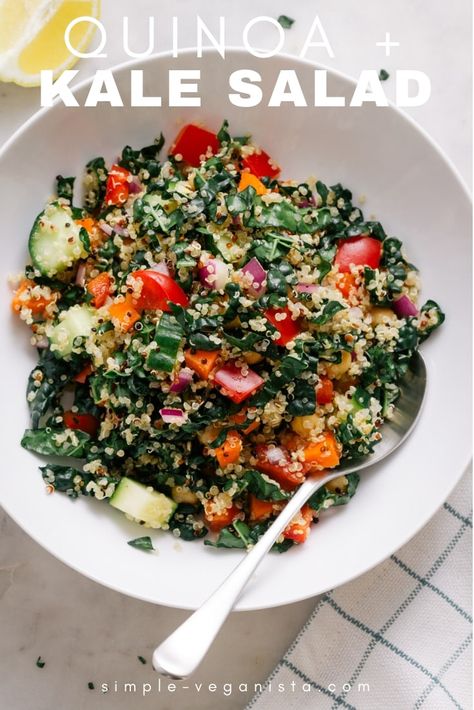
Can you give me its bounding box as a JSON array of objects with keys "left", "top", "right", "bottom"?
[{"left": 0, "top": 1, "right": 471, "bottom": 708}]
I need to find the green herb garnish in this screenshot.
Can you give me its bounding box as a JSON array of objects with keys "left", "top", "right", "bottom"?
[
  {"left": 127, "top": 536, "right": 155, "bottom": 552},
  {"left": 277, "top": 15, "right": 295, "bottom": 28}
]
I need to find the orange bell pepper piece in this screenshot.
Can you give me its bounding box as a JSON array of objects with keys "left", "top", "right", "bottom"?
[
  {"left": 204, "top": 503, "right": 240, "bottom": 532},
  {"left": 87, "top": 272, "right": 112, "bottom": 308},
  {"left": 249, "top": 495, "right": 275, "bottom": 522},
  {"left": 238, "top": 172, "right": 267, "bottom": 196},
  {"left": 76, "top": 217, "right": 95, "bottom": 233},
  {"left": 303, "top": 431, "right": 340, "bottom": 468},
  {"left": 335, "top": 272, "right": 357, "bottom": 299},
  {"left": 108, "top": 297, "right": 140, "bottom": 333},
  {"left": 229, "top": 410, "right": 260, "bottom": 435},
  {"left": 184, "top": 349, "right": 220, "bottom": 379},
  {"left": 11, "top": 279, "right": 53, "bottom": 317},
  {"left": 215, "top": 430, "right": 243, "bottom": 468}
]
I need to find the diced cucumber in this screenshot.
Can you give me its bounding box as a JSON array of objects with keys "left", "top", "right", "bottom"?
[
  {"left": 349, "top": 387, "right": 372, "bottom": 412},
  {"left": 215, "top": 233, "right": 246, "bottom": 263},
  {"left": 48, "top": 304, "right": 96, "bottom": 357},
  {"left": 29, "top": 202, "right": 88, "bottom": 277},
  {"left": 109, "top": 477, "right": 177, "bottom": 529}
]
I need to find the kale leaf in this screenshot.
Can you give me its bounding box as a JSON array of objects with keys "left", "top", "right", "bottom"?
[
  {"left": 242, "top": 470, "right": 290, "bottom": 501},
  {"left": 22, "top": 428, "right": 91, "bottom": 457},
  {"left": 308, "top": 473, "right": 360, "bottom": 510},
  {"left": 287, "top": 380, "right": 316, "bottom": 416},
  {"left": 83, "top": 157, "right": 107, "bottom": 212},
  {"left": 26, "top": 349, "right": 76, "bottom": 429},
  {"left": 56, "top": 175, "right": 75, "bottom": 203},
  {"left": 127, "top": 536, "right": 155, "bottom": 551},
  {"left": 40, "top": 464, "right": 94, "bottom": 498}
]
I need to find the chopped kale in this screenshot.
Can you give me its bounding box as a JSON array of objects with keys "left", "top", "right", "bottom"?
[
  {"left": 83, "top": 157, "right": 107, "bottom": 212},
  {"left": 40, "top": 464, "right": 95, "bottom": 498},
  {"left": 56, "top": 175, "right": 75, "bottom": 202},
  {"left": 22, "top": 428, "right": 91, "bottom": 458},
  {"left": 128, "top": 536, "right": 155, "bottom": 551},
  {"left": 277, "top": 15, "right": 295, "bottom": 28},
  {"left": 242, "top": 470, "right": 290, "bottom": 501},
  {"left": 308, "top": 473, "right": 360, "bottom": 509}
]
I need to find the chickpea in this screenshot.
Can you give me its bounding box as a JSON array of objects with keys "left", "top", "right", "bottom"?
[
  {"left": 326, "top": 475, "right": 348, "bottom": 493},
  {"left": 371, "top": 307, "right": 397, "bottom": 326},
  {"left": 171, "top": 485, "right": 199, "bottom": 505},
  {"left": 225, "top": 316, "right": 241, "bottom": 329},
  {"left": 291, "top": 413, "right": 325, "bottom": 438},
  {"left": 325, "top": 350, "right": 352, "bottom": 379},
  {"left": 198, "top": 424, "right": 221, "bottom": 445},
  {"left": 243, "top": 351, "right": 263, "bottom": 365}
]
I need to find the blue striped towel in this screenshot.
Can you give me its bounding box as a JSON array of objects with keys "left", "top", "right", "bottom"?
[{"left": 247, "top": 470, "right": 472, "bottom": 710}]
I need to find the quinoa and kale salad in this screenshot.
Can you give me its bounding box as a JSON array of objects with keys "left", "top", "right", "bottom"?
[{"left": 12, "top": 121, "right": 444, "bottom": 552}]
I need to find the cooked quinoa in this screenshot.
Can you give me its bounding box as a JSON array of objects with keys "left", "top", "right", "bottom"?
[{"left": 14, "top": 121, "right": 444, "bottom": 551}]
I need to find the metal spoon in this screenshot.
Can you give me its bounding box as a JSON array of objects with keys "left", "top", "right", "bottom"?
[{"left": 153, "top": 352, "right": 427, "bottom": 679}]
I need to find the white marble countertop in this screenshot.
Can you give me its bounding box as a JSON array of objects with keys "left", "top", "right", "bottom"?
[{"left": 0, "top": 1, "right": 471, "bottom": 708}]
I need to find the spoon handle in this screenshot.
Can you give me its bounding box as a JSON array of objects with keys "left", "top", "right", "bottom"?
[{"left": 152, "top": 471, "right": 337, "bottom": 679}]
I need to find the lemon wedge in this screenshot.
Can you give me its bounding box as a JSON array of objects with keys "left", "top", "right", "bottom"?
[{"left": 0, "top": 0, "right": 100, "bottom": 87}]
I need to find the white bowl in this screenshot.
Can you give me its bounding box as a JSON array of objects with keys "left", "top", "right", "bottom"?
[{"left": 0, "top": 50, "right": 471, "bottom": 610}]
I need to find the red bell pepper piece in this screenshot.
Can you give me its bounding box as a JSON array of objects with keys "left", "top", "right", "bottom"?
[
  {"left": 335, "top": 236, "right": 382, "bottom": 273},
  {"left": 316, "top": 377, "right": 334, "bottom": 405},
  {"left": 283, "top": 504, "right": 313, "bottom": 543},
  {"left": 105, "top": 164, "right": 130, "bottom": 206},
  {"left": 63, "top": 411, "right": 100, "bottom": 437},
  {"left": 254, "top": 444, "right": 307, "bottom": 491},
  {"left": 214, "top": 363, "right": 264, "bottom": 404},
  {"left": 243, "top": 150, "right": 280, "bottom": 179},
  {"left": 74, "top": 363, "right": 93, "bottom": 384},
  {"left": 130, "top": 270, "right": 189, "bottom": 312},
  {"left": 170, "top": 124, "right": 220, "bottom": 167},
  {"left": 265, "top": 306, "right": 301, "bottom": 346}
]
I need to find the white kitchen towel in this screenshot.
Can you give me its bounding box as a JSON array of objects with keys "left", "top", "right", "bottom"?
[{"left": 246, "top": 469, "right": 472, "bottom": 710}]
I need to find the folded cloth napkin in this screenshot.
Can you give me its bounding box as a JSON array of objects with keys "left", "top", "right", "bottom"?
[{"left": 247, "top": 469, "right": 472, "bottom": 710}]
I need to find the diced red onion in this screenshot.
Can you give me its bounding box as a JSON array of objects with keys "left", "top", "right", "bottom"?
[
  {"left": 99, "top": 220, "right": 113, "bottom": 236},
  {"left": 112, "top": 224, "right": 130, "bottom": 238},
  {"left": 241, "top": 257, "right": 267, "bottom": 296},
  {"left": 159, "top": 408, "right": 187, "bottom": 425},
  {"left": 150, "top": 261, "right": 170, "bottom": 276},
  {"left": 128, "top": 177, "right": 143, "bottom": 194},
  {"left": 75, "top": 262, "right": 86, "bottom": 287},
  {"left": 199, "top": 258, "right": 229, "bottom": 290},
  {"left": 349, "top": 306, "right": 364, "bottom": 320},
  {"left": 296, "top": 283, "right": 320, "bottom": 294},
  {"left": 35, "top": 336, "right": 49, "bottom": 349},
  {"left": 266, "top": 446, "right": 286, "bottom": 464},
  {"left": 393, "top": 294, "right": 418, "bottom": 318},
  {"left": 170, "top": 367, "right": 193, "bottom": 393}
]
